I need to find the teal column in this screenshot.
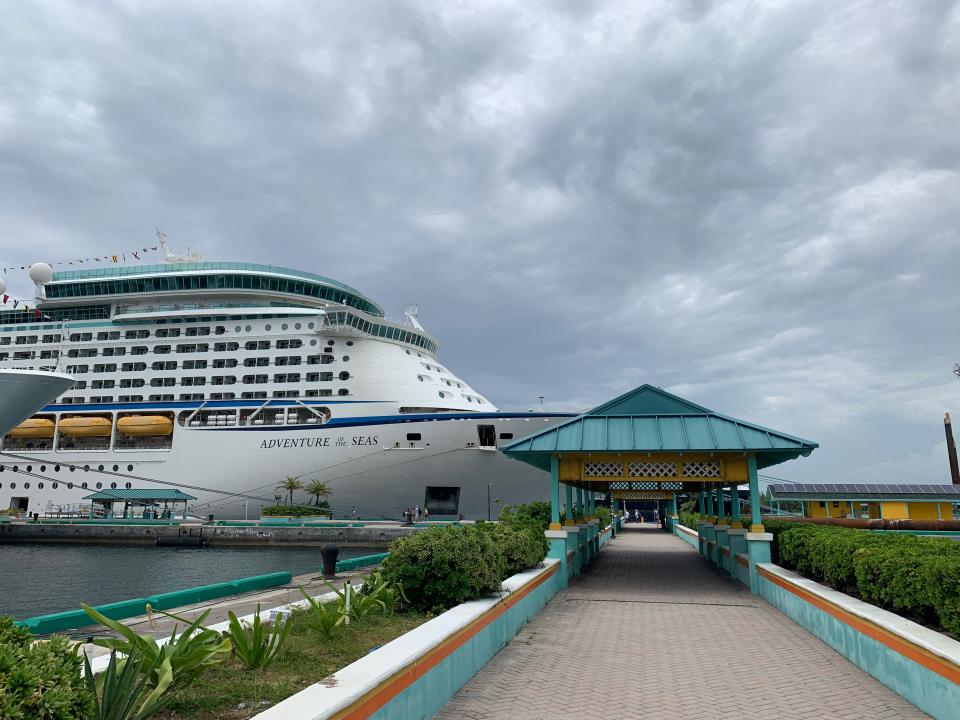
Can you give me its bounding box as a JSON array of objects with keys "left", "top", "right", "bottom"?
[
  {"left": 668, "top": 494, "right": 677, "bottom": 515},
  {"left": 550, "top": 455, "right": 561, "bottom": 529},
  {"left": 706, "top": 484, "right": 715, "bottom": 518},
  {"left": 715, "top": 483, "right": 723, "bottom": 520},
  {"left": 698, "top": 489, "right": 705, "bottom": 517},
  {"left": 576, "top": 487, "right": 584, "bottom": 519},
  {"left": 748, "top": 455, "right": 762, "bottom": 530},
  {"left": 564, "top": 483, "right": 574, "bottom": 526}
]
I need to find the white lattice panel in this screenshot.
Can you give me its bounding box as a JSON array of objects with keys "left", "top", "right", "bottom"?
[
  {"left": 583, "top": 461, "right": 623, "bottom": 477},
  {"left": 683, "top": 461, "right": 721, "bottom": 477},
  {"left": 628, "top": 462, "right": 678, "bottom": 477}
]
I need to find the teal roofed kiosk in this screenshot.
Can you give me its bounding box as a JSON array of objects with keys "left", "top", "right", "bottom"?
[
  {"left": 82, "top": 488, "right": 196, "bottom": 520},
  {"left": 501, "top": 385, "right": 818, "bottom": 593}
]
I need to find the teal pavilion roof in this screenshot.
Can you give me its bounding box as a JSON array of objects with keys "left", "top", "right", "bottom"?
[
  {"left": 82, "top": 489, "right": 196, "bottom": 502},
  {"left": 502, "top": 385, "right": 818, "bottom": 471}
]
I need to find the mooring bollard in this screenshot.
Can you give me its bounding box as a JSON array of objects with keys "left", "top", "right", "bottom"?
[{"left": 321, "top": 542, "right": 340, "bottom": 578}]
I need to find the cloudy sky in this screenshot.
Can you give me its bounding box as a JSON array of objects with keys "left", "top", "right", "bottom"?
[{"left": 1, "top": 1, "right": 959, "bottom": 485}]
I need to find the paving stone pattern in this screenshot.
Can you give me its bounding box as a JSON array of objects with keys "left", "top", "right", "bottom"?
[{"left": 437, "top": 525, "right": 928, "bottom": 720}]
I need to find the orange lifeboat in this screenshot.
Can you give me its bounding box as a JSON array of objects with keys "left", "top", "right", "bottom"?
[
  {"left": 59, "top": 416, "right": 113, "bottom": 437},
  {"left": 8, "top": 417, "right": 55, "bottom": 439},
  {"left": 117, "top": 415, "right": 173, "bottom": 436}
]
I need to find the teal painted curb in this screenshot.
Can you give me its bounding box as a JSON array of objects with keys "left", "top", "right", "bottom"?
[
  {"left": 372, "top": 566, "right": 561, "bottom": 719},
  {"left": 335, "top": 552, "right": 390, "bottom": 572},
  {"left": 18, "top": 571, "right": 292, "bottom": 634},
  {"left": 759, "top": 572, "right": 960, "bottom": 719}
]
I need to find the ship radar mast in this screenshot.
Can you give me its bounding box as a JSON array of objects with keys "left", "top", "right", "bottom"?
[
  {"left": 157, "top": 227, "right": 203, "bottom": 264},
  {"left": 405, "top": 303, "right": 425, "bottom": 331}
]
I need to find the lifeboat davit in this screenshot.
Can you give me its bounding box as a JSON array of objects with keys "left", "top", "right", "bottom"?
[
  {"left": 7, "top": 417, "right": 55, "bottom": 439},
  {"left": 117, "top": 415, "right": 173, "bottom": 436},
  {"left": 59, "top": 416, "right": 113, "bottom": 437}
]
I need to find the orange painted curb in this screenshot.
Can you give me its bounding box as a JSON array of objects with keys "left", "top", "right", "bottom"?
[
  {"left": 735, "top": 554, "right": 748, "bottom": 568},
  {"left": 332, "top": 564, "right": 559, "bottom": 719},
  {"left": 758, "top": 566, "right": 960, "bottom": 686}
]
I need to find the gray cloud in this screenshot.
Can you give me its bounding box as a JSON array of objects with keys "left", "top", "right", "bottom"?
[{"left": 2, "top": 1, "right": 959, "bottom": 484}]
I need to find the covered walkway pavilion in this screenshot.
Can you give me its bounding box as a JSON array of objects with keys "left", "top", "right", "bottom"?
[
  {"left": 437, "top": 524, "right": 926, "bottom": 719},
  {"left": 440, "top": 386, "right": 925, "bottom": 717}
]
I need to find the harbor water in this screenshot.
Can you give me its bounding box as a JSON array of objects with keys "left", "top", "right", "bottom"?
[{"left": 0, "top": 543, "right": 376, "bottom": 621}]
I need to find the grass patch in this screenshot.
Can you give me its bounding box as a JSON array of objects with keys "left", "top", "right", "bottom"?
[{"left": 157, "top": 608, "right": 426, "bottom": 719}]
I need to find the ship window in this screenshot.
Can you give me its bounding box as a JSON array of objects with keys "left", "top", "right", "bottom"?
[
  {"left": 339, "top": 371, "right": 350, "bottom": 381},
  {"left": 438, "top": 392, "right": 446, "bottom": 398},
  {"left": 95, "top": 482, "right": 102, "bottom": 489},
  {"left": 281, "top": 323, "right": 288, "bottom": 330},
  {"left": 131, "top": 346, "right": 148, "bottom": 355},
  {"left": 125, "top": 481, "right": 132, "bottom": 488},
  {"left": 327, "top": 340, "right": 335, "bottom": 346},
  {"left": 407, "top": 433, "right": 422, "bottom": 441},
  {"left": 499, "top": 433, "right": 514, "bottom": 440},
  {"left": 214, "top": 342, "right": 239, "bottom": 352},
  {"left": 337, "top": 389, "right": 349, "bottom": 396},
  {"left": 154, "top": 345, "right": 171, "bottom": 354},
  {"left": 110, "top": 481, "right": 117, "bottom": 489},
  {"left": 215, "top": 326, "right": 226, "bottom": 335},
  {"left": 342, "top": 356, "right": 350, "bottom": 362},
  {"left": 213, "top": 358, "right": 238, "bottom": 368},
  {"left": 265, "top": 324, "right": 272, "bottom": 331},
  {"left": 24, "top": 482, "right": 30, "bottom": 489},
  {"left": 235, "top": 326, "right": 242, "bottom": 332},
  {"left": 245, "top": 325, "right": 252, "bottom": 332}
]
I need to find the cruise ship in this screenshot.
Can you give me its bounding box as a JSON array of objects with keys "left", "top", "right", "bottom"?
[{"left": 0, "top": 254, "right": 571, "bottom": 519}]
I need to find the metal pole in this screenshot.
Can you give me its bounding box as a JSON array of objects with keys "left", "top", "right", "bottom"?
[
  {"left": 549, "top": 456, "right": 561, "bottom": 529},
  {"left": 487, "top": 483, "right": 492, "bottom": 522},
  {"left": 748, "top": 455, "right": 762, "bottom": 531}
]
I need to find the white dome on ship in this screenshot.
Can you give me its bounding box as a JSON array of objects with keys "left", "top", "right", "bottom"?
[{"left": 28, "top": 262, "right": 54, "bottom": 285}]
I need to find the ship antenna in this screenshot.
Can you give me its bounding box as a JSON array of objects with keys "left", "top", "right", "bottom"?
[{"left": 405, "top": 303, "right": 425, "bottom": 331}]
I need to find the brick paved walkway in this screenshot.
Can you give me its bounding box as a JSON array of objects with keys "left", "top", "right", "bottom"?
[{"left": 437, "top": 525, "right": 928, "bottom": 720}]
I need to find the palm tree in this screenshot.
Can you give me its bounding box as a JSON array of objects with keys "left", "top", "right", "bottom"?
[
  {"left": 279, "top": 476, "right": 304, "bottom": 505},
  {"left": 306, "top": 479, "right": 331, "bottom": 506}
]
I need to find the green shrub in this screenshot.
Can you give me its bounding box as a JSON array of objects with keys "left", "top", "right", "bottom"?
[
  {"left": 774, "top": 525, "right": 960, "bottom": 637},
  {"left": 0, "top": 615, "right": 93, "bottom": 719},
  {"left": 381, "top": 526, "right": 505, "bottom": 613},
  {"left": 498, "top": 501, "right": 552, "bottom": 530},
  {"left": 490, "top": 524, "right": 546, "bottom": 576},
  {"left": 595, "top": 506, "right": 612, "bottom": 528}
]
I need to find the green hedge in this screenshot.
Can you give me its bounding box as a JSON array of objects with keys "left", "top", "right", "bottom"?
[
  {"left": 775, "top": 524, "right": 960, "bottom": 636},
  {"left": 382, "top": 507, "right": 547, "bottom": 614}
]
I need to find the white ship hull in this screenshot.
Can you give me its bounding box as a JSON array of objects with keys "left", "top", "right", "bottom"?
[{"left": 1, "top": 402, "right": 569, "bottom": 519}]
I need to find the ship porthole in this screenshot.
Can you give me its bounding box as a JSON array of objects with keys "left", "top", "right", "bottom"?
[
  {"left": 281, "top": 323, "right": 288, "bottom": 330},
  {"left": 38, "top": 483, "right": 44, "bottom": 489},
  {"left": 127, "top": 465, "right": 133, "bottom": 472},
  {"left": 113, "top": 465, "right": 119, "bottom": 472},
  {"left": 52, "top": 483, "right": 58, "bottom": 489},
  {"left": 97, "top": 465, "right": 104, "bottom": 472},
  {"left": 12, "top": 466, "right": 18, "bottom": 472},
  {"left": 54, "top": 465, "right": 60, "bottom": 472},
  {"left": 26, "top": 465, "right": 32, "bottom": 472},
  {"left": 24, "top": 482, "right": 30, "bottom": 489},
  {"left": 67, "top": 482, "right": 73, "bottom": 489},
  {"left": 81, "top": 482, "right": 87, "bottom": 489},
  {"left": 125, "top": 482, "right": 132, "bottom": 489},
  {"left": 294, "top": 323, "right": 301, "bottom": 330},
  {"left": 265, "top": 324, "right": 272, "bottom": 331},
  {"left": 235, "top": 326, "right": 241, "bottom": 332},
  {"left": 83, "top": 465, "right": 90, "bottom": 472},
  {"left": 96, "top": 482, "right": 102, "bottom": 489},
  {"left": 70, "top": 466, "right": 75, "bottom": 473},
  {"left": 9, "top": 483, "right": 14, "bottom": 489},
  {"left": 307, "top": 322, "right": 315, "bottom": 329},
  {"left": 40, "top": 465, "right": 46, "bottom": 472},
  {"left": 110, "top": 482, "right": 117, "bottom": 489}
]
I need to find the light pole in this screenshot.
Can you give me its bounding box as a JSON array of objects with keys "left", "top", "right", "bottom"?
[{"left": 487, "top": 483, "right": 493, "bottom": 521}]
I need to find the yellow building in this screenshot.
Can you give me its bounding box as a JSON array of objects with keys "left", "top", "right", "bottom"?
[{"left": 766, "top": 483, "right": 959, "bottom": 521}]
